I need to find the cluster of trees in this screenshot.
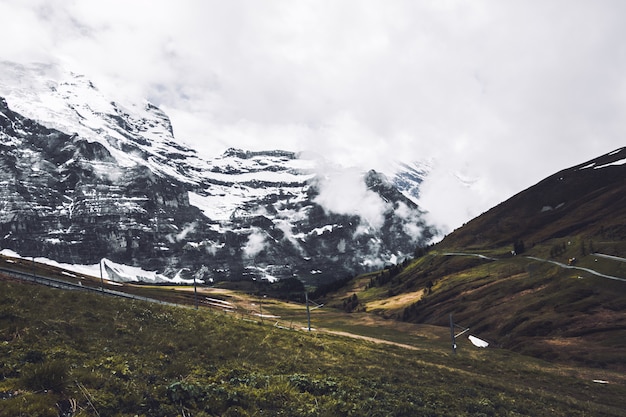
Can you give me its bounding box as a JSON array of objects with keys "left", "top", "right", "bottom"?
[
  {"left": 367, "top": 265, "right": 402, "bottom": 289},
  {"left": 342, "top": 293, "right": 360, "bottom": 313},
  {"left": 414, "top": 244, "right": 432, "bottom": 258},
  {"left": 400, "top": 301, "right": 420, "bottom": 322},
  {"left": 580, "top": 240, "right": 595, "bottom": 256},
  {"left": 309, "top": 274, "right": 354, "bottom": 300},
  {"left": 549, "top": 240, "right": 595, "bottom": 258},
  {"left": 549, "top": 242, "right": 567, "bottom": 258},
  {"left": 268, "top": 277, "right": 306, "bottom": 302},
  {"left": 513, "top": 239, "right": 526, "bottom": 255},
  {"left": 368, "top": 249, "right": 424, "bottom": 290}
]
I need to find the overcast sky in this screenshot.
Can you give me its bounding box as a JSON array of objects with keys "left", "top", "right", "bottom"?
[{"left": 1, "top": 0, "right": 625, "bottom": 234}]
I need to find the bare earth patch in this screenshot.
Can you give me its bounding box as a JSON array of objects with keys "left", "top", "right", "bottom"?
[{"left": 365, "top": 289, "right": 425, "bottom": 311}]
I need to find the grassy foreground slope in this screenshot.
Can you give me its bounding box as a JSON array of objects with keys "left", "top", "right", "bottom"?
[{"left": 1, "top": 280, "right": 625, "bottom": 417}]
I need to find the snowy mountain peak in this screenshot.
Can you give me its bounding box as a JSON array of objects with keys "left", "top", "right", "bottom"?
[
  {"left": 0, "top": 61, "right": 438, "bottom": 284},
  {"left": 0, "top": 60, "right": 196, "bottom": 177}
]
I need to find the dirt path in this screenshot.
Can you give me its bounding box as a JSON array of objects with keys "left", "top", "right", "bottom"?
[{"left": 321, "top": 329, "right": 421, "bottom": 350}]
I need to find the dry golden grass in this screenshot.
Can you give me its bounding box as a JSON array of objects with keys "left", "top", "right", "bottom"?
[{"left": 365, "top": 289, "right": 425, "bottom": 311}]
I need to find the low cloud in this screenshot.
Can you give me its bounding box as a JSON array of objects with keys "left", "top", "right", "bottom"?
[
  {"left": 203, "top": 240, "right": 225, "bottom": 256},
  {"left": 394, "top": 202, "right": 426, "bottom": 243},
  {"left": 313, "top": 166, "right": 390, "bottom": 232},
  {"left": 166, "top": 222, "right": 197, "bottom": 243},
  {"left": 242, "top": 228, "right": 266, "bottom": 259},
  {"left": 275, "top": 219, "right": 306, "bottom": 257},
  {"left": 176, "top": 222, "right": 197, "bottom": 241},
  {"left": 417, "top": 159, "right": 509, "bottom": 236},
  {"left": 2, "top": 1, "right": 625, "bottom": 233}
]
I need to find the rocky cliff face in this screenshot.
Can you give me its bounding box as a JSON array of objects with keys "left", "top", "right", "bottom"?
[
  {"left": 0, "top": 62, "right": 437, "bottom": 284},
  {"left": 0, "top": 96, "right": 203, "bottom": 269}
]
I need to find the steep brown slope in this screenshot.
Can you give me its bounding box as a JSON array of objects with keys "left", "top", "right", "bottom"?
[
  {"left": 337, "top": 148, "right": 626, "bottom": 371},
  {"left": 440, "top": 147, "right": 626, "bottom": 250}
]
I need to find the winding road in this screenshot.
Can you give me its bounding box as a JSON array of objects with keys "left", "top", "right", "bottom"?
[
  {"left": 593, "top": 253, "right": 626, "bottom": 263},
  {"left": 441, "top": 251, "right": 626, "bottom": 283},
  {"left": 525, "top": 256, "right": 626, "bottom": 283}
]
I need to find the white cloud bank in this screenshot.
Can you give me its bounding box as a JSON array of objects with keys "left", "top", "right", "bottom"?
[
  {"left": 242, "top": 228, "right": 267, "bottom": 259},
  {"left": 1, "top": 0, "right": 625, "bottom": 232},
  {"left": 314, "top": 167, "right": 389, "bottom": 231}
]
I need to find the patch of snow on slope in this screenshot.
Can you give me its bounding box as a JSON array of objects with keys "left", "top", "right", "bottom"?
[
  {"left": 245, "top": 265, "right": 279, "bottom": 283},
  {"left": 188, "top": 191, "right": 225, "bottom": 221},
  {"left": 594, "top": 158, "right": 626, "bottom": 169},
  {"left": 0, "top": 62, "right": 137, "bottom": 167},
  {"left": 101, "top": 258, "right": 198, "bottom": 284},
  {"left": 0, "top": 61, "right": 211, "bottom": 184},
  {"left": 0, "top": 249, "right": 197, "bottom": 284},
  {"left": 468, "top": 335, "right": 489, "bottom": 348}
]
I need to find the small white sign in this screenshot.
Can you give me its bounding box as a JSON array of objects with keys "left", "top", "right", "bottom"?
[{"left": 468, "top": 335, "right": 489, "bottom": 348}]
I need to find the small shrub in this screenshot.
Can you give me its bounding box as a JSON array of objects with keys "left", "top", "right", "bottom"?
[
  {"left": 289, "top": 374, "right": 339, "bottom": 396},
  {"left": 256, "top": 379, "right": 300, "bottom": 411},
  {"left": 0, "top": 392, "right": 58, "bottom": 417},
  {"left": 23, "top": 350, "right": 46, "bottom": 364},
  {"left": 20, "top": 360, "right": 69, "bottom": 393},
  {"left": 167, "top": 380, "right": 205, "bottom": 404},
  {"left": 223, "top": 405, "right": 250, "bottom": 417}
]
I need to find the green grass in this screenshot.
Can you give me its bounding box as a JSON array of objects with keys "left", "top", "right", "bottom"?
[
  {"left": 1, "top": 279, "right": 626, "bottom": 416},
  {"left": 345, "top": 240, "right": 626, "bottom": 370}
]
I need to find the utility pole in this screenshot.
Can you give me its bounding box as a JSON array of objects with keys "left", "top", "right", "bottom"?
[
  {"left": 450, "top": 313, "right": 471, "bottom": 355},
  {"left": 99, "top": 259, "right": 104, "bottom": 292},
  {"left": 193, "top": 274, "right": 198, "bottom": 310},
  {"left": 32, "top": 256, "right": 36, "bottom": 282},
  {"left": 305, "top": 291, "right": 311, "bottom": 332},
  {"left": 450, "top": 313, "right": 456, "bottom": 355}
]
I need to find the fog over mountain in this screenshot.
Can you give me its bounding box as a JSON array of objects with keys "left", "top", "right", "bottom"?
[
  {"left": 1, "top": 1, "right": 625, "bottom": 233},
  {"left": 0, "top": 62, "right": 437, "bottom": 283}
]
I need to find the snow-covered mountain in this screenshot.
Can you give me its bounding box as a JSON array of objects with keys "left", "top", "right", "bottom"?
[{"left": 0, "top": 61, "right": 437, "bottom": 284}]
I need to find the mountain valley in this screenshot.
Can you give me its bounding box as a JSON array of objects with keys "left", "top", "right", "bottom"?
[
  {"left": 0, "top": 60, "right": 625, "bottom": 416},
  {"left": 322, "top": 148, "right": 626, "bottom": 371}
]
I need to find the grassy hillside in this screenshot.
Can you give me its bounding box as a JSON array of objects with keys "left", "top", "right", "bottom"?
[
  {"left": 1, "top": 279, "right": 625, "bottom": 416},
  {"left": 1, "top": 149, "right": 624, "bottom": 416},
  {"left": 439, "top": 149, "right": 626, "bottom": 250},
  {"left": 348, "top": 245, "right": 626, "bottom": 369},
  {"left": 319, "top": 149, "right": 626, "bottom": 373}
]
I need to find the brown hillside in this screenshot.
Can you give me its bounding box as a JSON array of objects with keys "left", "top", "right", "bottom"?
[
  {"left": 343, "top": 148, "right": 626, "bottom": 371},
  {"left": 439, "top": 147, "right": 626, "bottom": 249}
]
